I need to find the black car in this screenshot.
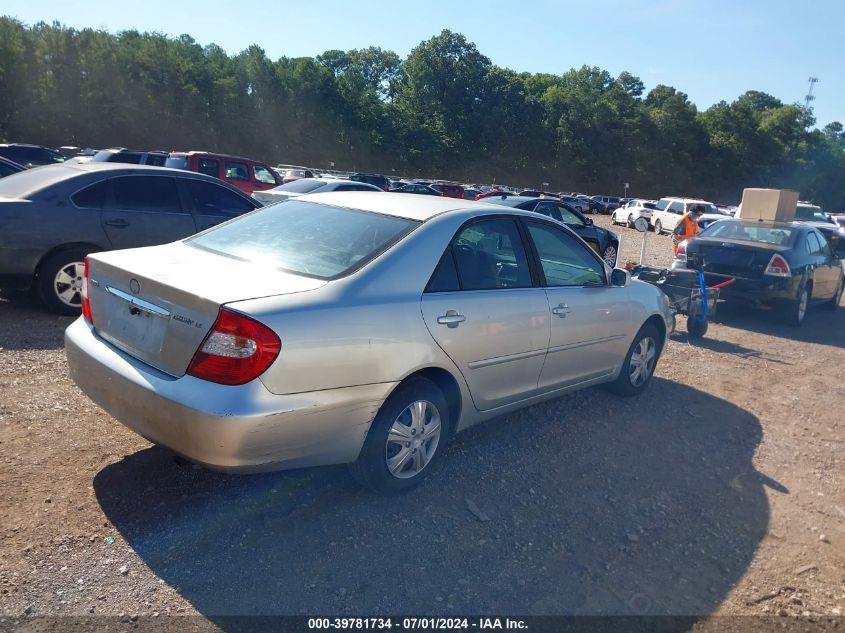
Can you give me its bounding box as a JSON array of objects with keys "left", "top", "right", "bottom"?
[
  {"left": 0, "top": 163, "right": 260, "bottom": 314},
  {"left": 673, "top": 219, "right": 844, "bottom": 325},
  {"left": 485, "top": 195, "right": 620, "bottom": 266},
  {"left": 0, "top": 157, "right": 24, "bottom": 178},
  {"left": 392, "top": 183, "right": 442, "bottom": 196},
  {"left": 350, "top": 173, "right": 390, "bottom": 191},
  {"left": 0, "top": 143, "right": 66, "bottom": 167}
]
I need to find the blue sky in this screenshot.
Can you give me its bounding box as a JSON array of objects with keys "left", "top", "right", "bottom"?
[{"left": 6, "top": 0, "right": 843, "bottom": 127}]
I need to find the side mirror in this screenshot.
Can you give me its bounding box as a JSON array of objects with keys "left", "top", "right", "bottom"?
[{"left": 611, "top": 268, "right": 631, "bottom": 287}]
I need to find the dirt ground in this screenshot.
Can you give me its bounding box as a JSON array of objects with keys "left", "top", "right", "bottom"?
[{"left": 1, "top": 216, "right": 843, "bottom": 627}]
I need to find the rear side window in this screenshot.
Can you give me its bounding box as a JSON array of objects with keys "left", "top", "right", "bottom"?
[
  {"left": 145, "top": 154, "right": 167, "bottom": 167},
  {"left": 426, "top": 251, "right": 460, "bottom": 292},
  {"left": 197, "top": 159, "right": 219, "bottom": 177},
  {"left": 110, "top": 176, "right": 183, "bottom": 213},
  {"left": 253, "top": 165, "right": 277, "bottom": 184},
  {"left": 71, "top": 180, "right": 110, "bottom": 209},
  {"left": 186, "top": 179, "right": 254, "bottom": 217},
  {"left": 224, "top": 162, "right": 249, "bottom": 181},
  {"left": 188, "top": 200, "right": 419, "bottom": 279}
]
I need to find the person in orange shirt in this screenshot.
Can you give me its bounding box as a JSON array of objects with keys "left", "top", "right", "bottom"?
[{"left": 672, "top": 204, "right": 705, "bottom": 254}]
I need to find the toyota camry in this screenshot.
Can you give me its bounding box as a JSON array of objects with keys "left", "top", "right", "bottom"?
[{"left": 65, "top": 192, "right": 674, "bottom": 492}]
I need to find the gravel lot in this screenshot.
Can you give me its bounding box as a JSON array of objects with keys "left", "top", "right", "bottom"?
[{"left": 1, "top": 217, "right": 843, "bottom": 627}]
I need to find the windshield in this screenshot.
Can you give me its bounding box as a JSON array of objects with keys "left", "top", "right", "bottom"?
[
  {"left": 700, "top": 221, "right": 796, "bottom": 246},
  {"left": 270, "top": 179, "right": 327, "bottom": 194},
  {"left": 188, "top": 200, "right": 419, "bottom": 279}
]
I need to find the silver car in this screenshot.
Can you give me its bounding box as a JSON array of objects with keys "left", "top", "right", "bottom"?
[{"left": 65, "top": 192, "right": 674, "bottom": 493}]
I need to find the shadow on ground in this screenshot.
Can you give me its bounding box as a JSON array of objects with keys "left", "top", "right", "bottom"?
[
  {"left": 0, "top": 290, "right": 73, "bottom": 351},
  {"left": 94, "top": 379, "right": 776, "bottom": 622},
  {"left": 712, "top": 301, "right": 845, "bottom": 349}
]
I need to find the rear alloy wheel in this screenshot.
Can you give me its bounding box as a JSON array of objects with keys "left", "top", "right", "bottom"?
[
  {"left": 607, "top": 324, "right": 661, "bottom": 396},
  {"left": 782, "top": 286, "right": 810, "bottom": 326},
  {"left": 37, "top": 249, "right": 88, "bottom": 315},
  {"left": 823, "top": 278, "right": 843, "bottom": 311},
  {"left": 654, "top": 219, "right": 663, "bottom": 235},
  {"left": 602, "top": 245, "right": 618, "bottom": 267},
  {"left": 350, "top": 377, "right": 449, "bottom": 493}
]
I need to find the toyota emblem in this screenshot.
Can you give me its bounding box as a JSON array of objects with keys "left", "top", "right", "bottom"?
[{"left": 129, "top": 279, "right": 141, "bottom": 295}]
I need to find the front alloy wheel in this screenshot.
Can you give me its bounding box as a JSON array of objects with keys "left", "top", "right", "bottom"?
[{"left": 608, "top": 323, "right": 661, "bottom": 396}]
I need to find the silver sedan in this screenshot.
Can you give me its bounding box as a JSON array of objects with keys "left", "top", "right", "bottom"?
[{"left": 65, "top": 192, "right": 674, "bottom": 493}]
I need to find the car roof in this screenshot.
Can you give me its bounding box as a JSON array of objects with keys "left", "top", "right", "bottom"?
[
  {"left": 299, "top": 191, "right": 506, "bottom": 221},
  {"left": 170, "top": 150, "right": 267, "bottom": 163},
  {"left": 660, "top": 196, "right": 714, "bottom": 204}
]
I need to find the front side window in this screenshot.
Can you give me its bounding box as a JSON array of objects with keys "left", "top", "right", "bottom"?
[
  {"left": 186, "top": 179, "right": 254, "bottom": 217},
  {"left": 225, "top": 162, "right": 249, "bottom": 181},
  {"left": 556, "top": 205, "right": 585, "bottom": 226},
  {"left": 188, "top": 200, "right": 418, "bottom": 279},
  {"left": 197, "top": 159, "right": 219, "bottom": 177},
  {"left": 450, "top": 218, "right": 532, "bottom": 290},
  {"left": 110, "top": 176, "right": 183, "bottom": 213},
  {"left": 253, "top": 165, "right": 277, "bottom": 184},
  {"left": 526, "top": 222, "right": 605, "bottom": 287}
]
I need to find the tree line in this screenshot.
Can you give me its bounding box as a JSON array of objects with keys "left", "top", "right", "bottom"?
[{"left": 1, "top": 18, "right": 843, "bottom": 207}]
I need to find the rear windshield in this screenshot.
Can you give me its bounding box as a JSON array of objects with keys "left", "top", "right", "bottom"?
[
  {"left": 188, "top": 200, "right": 420, "bottom": 279},
  {"left": 700, "top": 221, "right": 797, "bottom": 246},
  {"left": 271, "top": 179, "right": 327, "bottom": 194},
  {"left": 164, "top": 156, "right": 189, "bottom": 170}
]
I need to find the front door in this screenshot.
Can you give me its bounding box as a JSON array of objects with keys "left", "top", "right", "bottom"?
[
  {"left": 101, "top": 175, "right": 197, "bottom": 249},
  {"left": 421, "top": 217, "right": 551, "bottom": 411},
  {"left": 522, "top": 220, "right": 631, "bottom": 390}
]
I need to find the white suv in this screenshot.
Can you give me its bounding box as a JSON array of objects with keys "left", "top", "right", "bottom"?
[
  {"left": 611, "top": 199, "right": 655, "bottom": 228},
  {"left": 651, "top": 197, "right": 719, "bottom": 234}
]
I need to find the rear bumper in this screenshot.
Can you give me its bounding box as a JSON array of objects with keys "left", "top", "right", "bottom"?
[
  {"left": 668, "top": 264, "right": 800, "bottom": 303},
  {"left": 65, "top": 318, "right": 395, "bottom": 473}
]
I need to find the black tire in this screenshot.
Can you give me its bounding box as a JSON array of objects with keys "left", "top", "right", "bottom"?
[
  {"left": 349, "top": 377, "right": 450, "bottom": 494},
  {"left": 780, "top": 285, "right": 810, "bottom": 326},
  {"left": 654, "top": 219, "right": 663, "bottom": 235},
  {"left": 823, "top": 277, "right": 843, "bottom": 311},
  {"left": 687, "top": 317, "right": 708, "bottom": 339},
  {"left": 36, "top": 249, "right": 89, "bottom": 315},
  {"left": 627, "top": 214, "right": 635, "bottom": 228},
  {"left": 607, "top": 323, "right": 662, "bottom": 397}
]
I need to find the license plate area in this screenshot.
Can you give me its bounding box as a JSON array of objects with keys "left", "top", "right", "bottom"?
[{"left": 99, "top": 286, "right": 170, "bottom": 356}]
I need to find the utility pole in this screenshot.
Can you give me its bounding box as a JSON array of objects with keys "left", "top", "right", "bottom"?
[{"left": 805, "top": 77, "right": 819, "bottom": 110}]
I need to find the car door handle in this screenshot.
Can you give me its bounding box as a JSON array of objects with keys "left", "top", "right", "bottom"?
[
  {"left": 104, "top": 219, "right": 129, "bottom": 228},
  {"left": 552, "top": 303, "right": 571, "bottom": 317},
  {"left": 437, "top": 310, "right": 466, "bottom": 325}
]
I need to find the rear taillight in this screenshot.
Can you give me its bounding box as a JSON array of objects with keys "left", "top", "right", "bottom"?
[
  {"left": 81, "top": 257, "right": 92, "bottom": 323},
  {"left": 674, "top": 240, "right": 688, "bottom": 262},
  {"left": 187, "top": 308, "right": 281, "bottom": 385},
  {"left": 764, "top": 254, "right": 791, "bottom": 277}
]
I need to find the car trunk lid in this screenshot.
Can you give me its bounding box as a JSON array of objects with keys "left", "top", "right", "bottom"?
[
  {"left": 687, "top": 237, "right": 789, "bottom": 279},
  {"left": 86, "top": 241, "right": 325, "bottom": 377}
]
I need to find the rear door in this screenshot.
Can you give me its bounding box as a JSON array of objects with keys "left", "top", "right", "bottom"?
[
  {"left": 224, "top": 160, "right": 253, "bottom": 194},
  {"left": 183, "top": 178, "right": 257, "bottom": 231},
  {"left": 101, "top": 175, "right": 198, "bottom": 249},
  {"left": 524, "top": 220, "right": 630, "bottom": 389},
  {"left": 421, "top": 217, "right": 550, "bottom": 411}
]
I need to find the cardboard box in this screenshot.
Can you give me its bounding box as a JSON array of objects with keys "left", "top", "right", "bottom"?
[{"left": 736, "top": 188, "right": 799, "bottom": 223}]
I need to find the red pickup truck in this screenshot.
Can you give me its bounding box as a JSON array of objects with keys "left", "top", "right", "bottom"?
[{"left": 165, "top": 151, "right": 281, "bottom": 195}]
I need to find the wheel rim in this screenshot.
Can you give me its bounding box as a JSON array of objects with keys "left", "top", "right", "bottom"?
[
  {"left": 628, "top": 336, "right": 657, "bottom": 387},
  {"left": 53, "top": 261, "right": 85, "bottom": 307},
  {"left": 797, "top": 289, "right": 808, "bottom": 321},
  {"left": 385, "top": 400, "right": 441, "bottom": 479},
  {"left": 603, "top": 245, "right": 617, "bottom": 266}
]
